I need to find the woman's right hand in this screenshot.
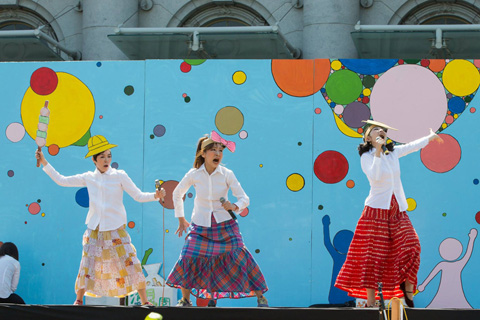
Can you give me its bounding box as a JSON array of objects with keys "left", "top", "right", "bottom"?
[
  {"left": 175, "top": 217, "right": 190, "bottom": 237},
  {"left": 35, "top": 149, "right": 48, "bottom": 167}
]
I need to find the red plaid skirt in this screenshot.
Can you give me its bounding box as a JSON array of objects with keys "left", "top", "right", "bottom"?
[
  {"left": 166, "top": 216, "right": 268, "bottom": 299},
  {"left": 335, "top": 195, "right": 420, "bottom": 300}
]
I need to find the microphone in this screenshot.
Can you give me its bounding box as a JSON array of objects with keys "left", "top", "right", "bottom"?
[
  {"left": 219, "top": 197, "right": 237, "bottom": 220},
  {"left": 376, "top": 136, "right": 387, "bottom": 153},
  {"left": 155, "top": 179, "right": 164, "bottom": 203}
]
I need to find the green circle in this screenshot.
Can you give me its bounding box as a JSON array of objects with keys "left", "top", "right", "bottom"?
[
  {"left": 289, "top": 238, "right": 292, "bottom": 241},
  {"left": 362, "top": 75, "right": 375, "bottom": 88},
  {"left": 404, "top": 59, "right": 420, "bottom": 64},
  {"left": 184, "top": 59, "right": 206, "bottom": 66},
  {"left": 325, "top": 70, "right": 363, "bottom": 105},
  {"left": 318, "top": 205, "right": 323, "bottom": 210},
  {"left": 150, "top": 134, "right": 154, "bottom": 139},
  {"left": 465, "top": 96, "right": 472, "bottom": 103},
  {"left": 442, "top": 212, "right": 447, "bottom": 217},
  {"left": 255, "top": 249, "right": 260, "bottom": 254},
  {"left": 184, "top": 96, "right": 191, "bottom": 103},
  {"left": 298, "top": 142, "right": 302, "bottom": 146},
  {"left": 124, "top": 85, "right": 134, "bottom": 96}
]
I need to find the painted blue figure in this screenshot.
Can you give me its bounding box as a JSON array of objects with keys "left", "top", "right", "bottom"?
[{"left": 322, "top": 215, "right": 354, "bottom": 304}]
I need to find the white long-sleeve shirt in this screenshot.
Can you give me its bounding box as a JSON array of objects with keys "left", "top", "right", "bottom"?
[
  {"left": 43, "top": 163, "right": 157, "bottom": 231},
  {"left": 0, "top": 255, "right": 20, "bottom": 299},
  {"left": 173, "top": 164, "right": 249, "bottom": 227},
  {"left": 361, "top": 133, "right": 435, "bottom": 211}
]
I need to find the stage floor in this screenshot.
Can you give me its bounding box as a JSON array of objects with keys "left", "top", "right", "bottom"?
[{"left": 1, "top": 304, "right": 479, "bottom": 320}]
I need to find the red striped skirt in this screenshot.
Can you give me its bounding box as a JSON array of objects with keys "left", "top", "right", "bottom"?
[
  {"left": 335, "top": 195, "right": 420, "bottom": 300},
  {"left": 166, "top": 215, "right": 268, "bottom": 299}
]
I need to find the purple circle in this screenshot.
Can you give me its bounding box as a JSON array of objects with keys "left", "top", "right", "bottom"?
[
  {"left": 153, "top": 125, "right": 166, "bottom": 137},
  {"left": 7, "top": 170, "right": 14, "bottom": 177},
  {"left": 111, "top": 162, "right": 119, "bottom": 169},
  {"left": 342, "top": 102, "right": 371, "bottom": 128},
  {"left": 188, "top": 193, "right": 193, "bottom": 198}
]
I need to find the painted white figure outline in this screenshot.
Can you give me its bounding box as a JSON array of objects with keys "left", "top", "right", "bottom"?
[{"left": 417, "top": 228, "right": 477, "bottom": 308}]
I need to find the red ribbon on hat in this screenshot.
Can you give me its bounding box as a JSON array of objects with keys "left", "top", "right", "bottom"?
[{"left": 211, "top": 130, "right": 236, "bottom": 153}]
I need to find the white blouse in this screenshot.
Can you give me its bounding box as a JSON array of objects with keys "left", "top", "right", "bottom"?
[
  {"left": 0, "top": 255, "right": 20, "bottom": 299},
  {"left": 43, "top": 163, "right": 157, "bottom": 231},
  {"left": 173, "top": 164, "right": 249, "bottom": 227},
  {"left": 361, "top": 133, "right": 435, "bottom": 212}
]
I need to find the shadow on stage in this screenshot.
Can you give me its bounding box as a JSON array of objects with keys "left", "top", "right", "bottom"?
[{"left": 2, "top": 304, "right": 480, "bottom": 320}]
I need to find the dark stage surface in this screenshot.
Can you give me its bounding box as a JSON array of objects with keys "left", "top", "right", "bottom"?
[{"left": 1, "top": 304, "right": 479, "bottom": 320}]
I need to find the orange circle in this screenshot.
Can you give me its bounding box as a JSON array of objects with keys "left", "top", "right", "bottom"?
[
  {"left": 48, "top": 144, "right": 60, "bottom": 156},
  {"left": 128, "top": 221, "right": 135, "bottom": 229},
  {"left": 346, "top": 180, "right": 355, "bottom": 188},
  {"left": 357, "top": 128, "right": 364, "bottom": 134},
  {"left": 428, "top": 59, "right": 446, "bottom": 72},
  {"left": 271, "top": 59, "right": 330, "bottom": 97}
]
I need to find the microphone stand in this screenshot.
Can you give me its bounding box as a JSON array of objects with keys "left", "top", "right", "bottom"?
[{"left": 377, "top": 282, "right": 387, "bottom": 320}]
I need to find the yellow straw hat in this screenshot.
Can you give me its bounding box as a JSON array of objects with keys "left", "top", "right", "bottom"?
[{"left": 85, "top": 135, "right": 117, "bottom": 158}]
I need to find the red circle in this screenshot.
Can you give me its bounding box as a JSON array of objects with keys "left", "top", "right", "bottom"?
[
  {"left": 239, "top": 207, "right": 249, "bottom": 217},
  {"left": 420, "top": 59, "right": 430, "bottom": 67},
  {"left": 180, "top": 62, "right": 192, "bottom": 73},
  {"left": 314, "top": 151, "right": 349, "bottom": 184},
  {"left": 28, "top": 202, "right": 41, "bottom": 215},
  {"left": 48, "top": 144, "right": 60, "bottom": 156},
  {"left": 470, "top": 107, "right": 476, "bottom": 113},
  {"left": 314, "top": 108, "right": 322, "bottom": 114},
  {"left": 420, "top": 133, "right": 461, "bottom": 173},
  {"left": 362, "top": 96, "right": 370, "bottom": 104},
  {"left": 476, "top": 212, "right": 480, "bottom": 224},
  {"left": 277, "top": 93, "right": 283, "bottom": 98},
  {"left": 30, "top": 67, "right": 58, "bottom": 95},
  {"left": 128, "top": 221, "right": 135, "bottom": 229}
]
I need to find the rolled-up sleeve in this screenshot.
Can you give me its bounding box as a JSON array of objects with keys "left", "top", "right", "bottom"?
[
  {"left": 43, "top": 163, "right": 86, "bottom": 187},
  {"left": 227, "top": 171, "right": 249, "bottom": 212},
  {"left": 120, "top": 171, "right": 156, "bottom": 202},
  {"left": 173, "top": 170, "right": 194, "bottom": 218}
]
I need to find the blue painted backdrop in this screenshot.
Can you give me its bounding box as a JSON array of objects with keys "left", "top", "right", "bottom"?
[{"left": 1, "top": 59, "right": 479, "bottom": 308}]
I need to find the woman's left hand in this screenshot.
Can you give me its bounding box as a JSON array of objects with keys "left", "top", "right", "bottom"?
[
  {"left": 155, "top": 188, "right": 166, "bottom": 200},
  {"left": 429, "top": 128, "right": 443, "bottom": 143},
  {"left": 221, "top": 200, "right": 238, "bottom": 212}
]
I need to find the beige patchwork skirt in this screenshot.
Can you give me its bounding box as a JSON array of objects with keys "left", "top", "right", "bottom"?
[{"left": 75, "top": 226, "right": 146, "bottom": 297}]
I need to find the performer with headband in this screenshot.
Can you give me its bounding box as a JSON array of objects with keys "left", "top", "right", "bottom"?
[
  {"left": 166, "top": 131, "right": 268, "bottom": 307},
  {"left": 35, "top": 135, "right": 165, "bottom": 306},
  {"left": 335, "top": 120, "right": 441, "bottom": 308}
]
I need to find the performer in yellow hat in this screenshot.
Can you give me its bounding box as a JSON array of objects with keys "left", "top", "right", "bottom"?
[{"left": 35, "top": 135, "right": 165, "bottom": 306}]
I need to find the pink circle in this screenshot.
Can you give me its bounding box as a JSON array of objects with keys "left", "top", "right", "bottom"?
[
  {"left": 474, "top": 60, "right": 480, "bottom": 68},
  {"left": 370, "top": 65, "right": 447, "bottom": 143},
  {"left": 239, "top": 130, "right": 248, "bottom": 139},
  {"left": 314, "top": 108, "right": 322, "bottom": 114},
  {"left": 182, "top": 93, "right": 187, "bottom": 98},
  {"left": 239, "top": 207, "right": 249, "bottom": 217},
  {"left": 420, "top": 133, "right": 461, "bottom": 173},
  {"left": 445, "top": 115, "right": 454, "bottom": 124},
  {"left": 277, "top": 93, "right": 283, "bottom": 98},
  {"left": 28, "top": 202, "right": 41, "bottom": 215},
  {"left": 180, "top": 62, "right": 192, "bottom": 73},
  {"left": 6, "top": 122, "right": 25, "bottom": 142},
  {"left": 334, "top": 105, "right": 344, "bottom": 114},
  {"left": 470, "top": 107, "right": 476, "bottom": 113}
]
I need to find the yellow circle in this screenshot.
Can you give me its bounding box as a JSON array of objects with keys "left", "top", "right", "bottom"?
[
  {"left": 442, "top": 123, "right": 447, "bottom": 129},
  {"left": 363, "top": 88, "right": 371, "bottom": 96},
  {"left": 215, "top": 106, "right": 244, "bottom": 135},
  {"left": 454, "top": 114, "right": 458, "bottom": 119},
  {"left": 259, "top": 164, "right": 263, "bottom": 168},
  {"left": 327, "top": 99, "right": 331, "bottom": 103},
  {"left": 286, "top": 173, "right": 305, "bottom": 192},
  {"left": 21, "top": 72, "right": 95, "bottom": 148},
  {"left": 232, "top": 71, "right": 246, "bottom": 85},
  {"left": 406, "top": 198, "right": 417, "bottom": 212},
  {"left": 331, "top": 60, "right": 342, "bottom": 71},
  {"left": 443, "top": 60, "right": 480, "bottom": 96},
  {"left": 41, "top": 213, "right": 45, "bottom": 217}
]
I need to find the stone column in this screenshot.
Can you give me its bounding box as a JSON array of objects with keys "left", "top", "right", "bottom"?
[
  {"left": 82, "top": 0, "right": 138, "bottom": 60},
  {"left": 302, "top": 0, "right": 360, "bottom": 59}
]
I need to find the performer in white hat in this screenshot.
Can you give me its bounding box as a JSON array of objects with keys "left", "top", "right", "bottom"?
[
  {"left": 35, "top": 135, "right": 165, "bottom": 306},
  {"left": 335, "top": 120, "right": 442, "bottom": 308}
]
